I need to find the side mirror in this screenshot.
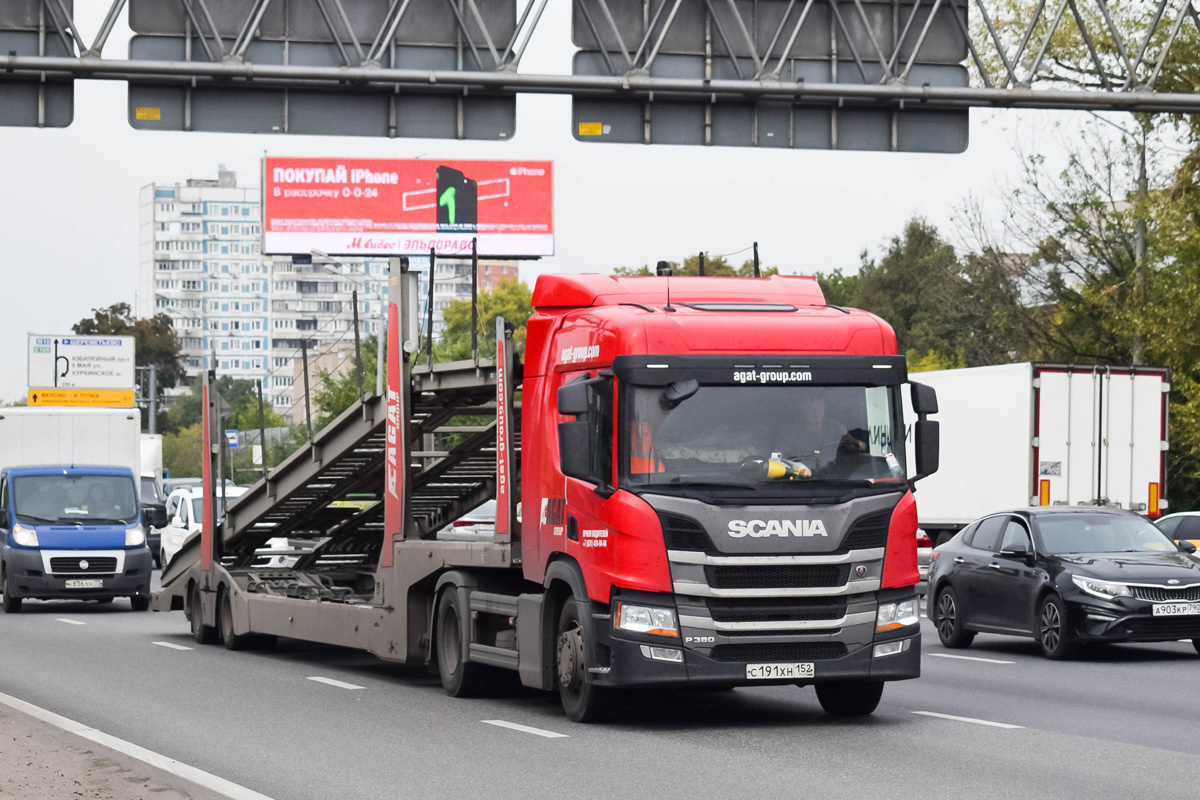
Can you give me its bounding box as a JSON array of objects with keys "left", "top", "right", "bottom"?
[
  {"left": 914, "top": 419, "right": 939, "bottom": 479},
  {"left": 558, "top": 380, "right": 589, "bottom": 416},
  {"left": 911, "top": 382, "right": 938, "bottom": 415},
  {"left": 558, "top": 420, "right": 592, "bottom": 483},
  {"left": 171, "top": 515, "right": 184, "bottom": 528},
  {"left": 1178, "top": 540, "right": 1197, "bottom": 554},
  {"left": 999, "top": 543, "right": 1029, "bottom": 558}
]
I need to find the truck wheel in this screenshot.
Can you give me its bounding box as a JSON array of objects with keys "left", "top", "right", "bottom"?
[
  {"left": 815, "top": 681, "right": 884, "bottom": 716},
  {"left": 934, "top": 587, "right": 974, "bottom": 648},
  {"left": 1, "top": 569, "right": 21, "bottom": 614},
  {"left": 130, "top": 595, "right": 150, "bottom": 612},
  {"left": 189, "top": 586, "right": 217, "bottom": 644},
  {"left": 556, "top": 598, "right": 613, "bottom": 723},
  {"left": 220, "top": 590, "right": 250, "bottom": 651},
  {"left": 1037, "top": 594, "right": 1079, "bottom": 660},
  {"left": 435, "top": 589, "right": 489, "bottom": 697}
]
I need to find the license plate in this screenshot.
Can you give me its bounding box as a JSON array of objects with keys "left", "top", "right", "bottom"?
[
  {"left": 746, "top": 662, "right": 815, "bottom": 680},
  {"left": 64, "top": 579, "right": 103, "bottom": 589},
  {"left": 1151, "top": 602, "right": 1200, "bottom": 617}
]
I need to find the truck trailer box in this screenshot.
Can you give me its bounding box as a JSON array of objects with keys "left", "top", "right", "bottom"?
[
  {"left": 908, "top": 363, "right": 1168, "bottom": 541},
  {"left": 0, "top": 407, "right": 142, "bottom": 476}
]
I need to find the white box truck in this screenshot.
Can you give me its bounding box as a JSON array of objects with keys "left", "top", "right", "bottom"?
[
  {"left": 908, "top": 363, "right": 1169, "bottom": 545},
  {"left": 0, "top": 407, "right": 142, "bottom": 476}
]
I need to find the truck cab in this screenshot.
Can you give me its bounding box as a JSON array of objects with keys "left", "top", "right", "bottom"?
[{"left": 0, "top": 465, "right": 152, "bottom": 612}]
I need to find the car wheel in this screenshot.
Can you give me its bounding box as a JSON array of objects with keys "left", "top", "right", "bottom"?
[
  {"left": 815, "top": 681, "right": 884, "bottom": 716},
  {"left": 190, "top": 586, "right": 217, "bottom": 644},
  {"left": 435, "top": 588, "right": 491, "bottom": 697},
  {"left": 934, "top": 587, "right": 974, "bottom": 648},
  {"left": 130, "top": 595, "right": 150, "bottom": 612},
  {"left": 1192, "top": 638, "right": 1200, "bottom": 656},
  {"left": 1037, "top": 594, "right": 1079, "bottom": 660},
  {"left": 557, "top": 598, "right": 614, "bottom": 723},
  {"left": 1, "top": 568, "right": 21, "bottom": 614}
]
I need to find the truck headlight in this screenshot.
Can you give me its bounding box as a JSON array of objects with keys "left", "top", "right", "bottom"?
[
  {"left": 615, "top": 602, "right": 679, "bottom": 637},
  {"left": 877, "top": 599, "right": 920, "bottom": 632},
  {"left": 1071, "top": 575, "right": 1131, "bottom": 600},
  {"left": 12, "top": 524, "right": 38, "bottom": 547},
  {"left": 126, "top": 525, "right": 146, "bottom": 547}
]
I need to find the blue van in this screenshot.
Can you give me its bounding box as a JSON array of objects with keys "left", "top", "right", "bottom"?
[{"left": 0, "top": 465, "right": 153, "bottom": 612}]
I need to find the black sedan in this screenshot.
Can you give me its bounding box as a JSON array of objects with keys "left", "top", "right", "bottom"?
[{"left": 927, "top": 506, "right": 1200, "bottom": 659}]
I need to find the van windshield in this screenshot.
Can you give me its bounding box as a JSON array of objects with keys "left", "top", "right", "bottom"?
[{"left": 13, "top": 474, "right": 139, "bottom": 525}]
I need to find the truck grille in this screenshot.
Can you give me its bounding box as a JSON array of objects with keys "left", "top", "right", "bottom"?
[
  {"left": 704, "top": 564, "right": 850, "bottom": 590},
  {"left": 659, "top": 513, "right": 711, "bottom": 552},
  {"left": 838, "top": 510, "right": 891, "bottom": 552},
  {"left": 1130, "top": 586, "right": 1200, "bottom": 602},
  {"left": 709, "top": 642, "right": 848, "bottom": 662},
  {"left": 706, "top": 597, "right": 847, "bottom": 623},
  {"left": 49, "top": 557, "right": 117, "bottom": 574}
]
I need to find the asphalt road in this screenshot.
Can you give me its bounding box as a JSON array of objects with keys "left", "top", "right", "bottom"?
[{"left": 2, "top": 583, "right": 1199, "bottom": 800}]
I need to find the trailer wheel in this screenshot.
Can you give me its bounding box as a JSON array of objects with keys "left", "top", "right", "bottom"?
[
  {"left": 219, "top": 590, "right": 250, "bottom": 651},
  {"left": 190, "top": 586, "right": 217, "bottom": 644},
  {"left": 556, "top": 598, "right": 612, "bottom": 723},
  {"left": 1, "top": 568, "right": 20, "bottom": 614},
  {"left": 815, "top": 681, "right": 884, "bottom": 716},
  {"left": 435, "top": 589, "right": 489, "bottom": 697}
]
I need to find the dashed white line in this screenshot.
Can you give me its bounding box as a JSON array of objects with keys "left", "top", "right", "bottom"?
[
  {"left": 55, "top": 618, "right": 86, "bottom": 626},
  {"left": 152, "top": 641, "right": 194, "bottom": 651},
  {"left": 913, "top": 711, "right": 1023, "bottom": 729},
  {"left": 306, "top": 676, "right": 364, "bottom": 690},
  {"left": 928, "top": 653, "right": 1015, "bottom": 664},
  {"left": 482, "top": 720, "right": 569, "bottom": 739},
  {"left": 0, "top": 690, "right": 276, "bottom": 800}
]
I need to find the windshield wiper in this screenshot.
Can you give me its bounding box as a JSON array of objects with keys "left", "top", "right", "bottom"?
[
  {"left": 15, "top": 514, "right": 55, "bottom": 524},
  {"left": 61, "top": 516, "right": 127, "bottom": 525}
]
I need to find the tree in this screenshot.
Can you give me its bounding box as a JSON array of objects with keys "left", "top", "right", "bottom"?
[
  {"left": 313, "top": 335, "right": 382, "bottom": 430},
  {"left": 72, "top": 303, "right": 185, "bottom": 432},
  {"left": 814, "top": 268, "right": 858, "bottom": 307},
  {"left": 434, "top": 278, "right": 534, "bottom": 362}
]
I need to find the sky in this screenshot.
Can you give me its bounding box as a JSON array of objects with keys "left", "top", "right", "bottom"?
[{"left": 0, "top": 1, "right": 1086, "bottom": 405}]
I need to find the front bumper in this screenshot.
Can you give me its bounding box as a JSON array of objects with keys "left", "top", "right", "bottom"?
[
  {"left": 1066, "top": 593, "right": 1200, "bottom": 643},
  {"left": 4, "top": 547, "right": 152, "bottom": 600}
]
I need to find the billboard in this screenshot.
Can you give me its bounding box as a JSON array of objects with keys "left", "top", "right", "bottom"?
[{"left": 262, "top": 157, "right": 553, "bottom": 257}]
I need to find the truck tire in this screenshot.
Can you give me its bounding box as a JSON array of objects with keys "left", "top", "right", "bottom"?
[
  {"left": 815, "top": 681, "right": 884, "bottom": 716},
  {"left": 934, "top": 587, "right": 974, "bottom": 648},
  {"left": 1193, "top": 639, "right": 1200, "bottom": 656},
  {"left": 435, "top": 588, "right": 490, "bottom": 697},
  {"left": 130, "top": 595, "right": 150, "bottom": 612},
  {"left": 1, "top": 569, "right": 20, "bottom": 614},
  {"left": 556, "top": 598, "right": 613, "bottom": 723},
  {"left": 220, "top": 591, "right": 250, "bottom": 651},
  {"left": 190, "top": 586, "right": 217, "bottom": 644}
]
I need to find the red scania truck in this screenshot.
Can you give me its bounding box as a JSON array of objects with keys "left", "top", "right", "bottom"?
[{"left": 155, "top": 265, "right": 940, "bottom": 721}]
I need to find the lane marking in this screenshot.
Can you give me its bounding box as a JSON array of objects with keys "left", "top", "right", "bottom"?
[
  {"left": 482, "top": 720, "right": 569, "bottom": 739},
  {"left": 152, "top": 642, "right": 194, "bottom": 651},
  {"left": 0, "top": 690, "right": 276, "bottom": 800},
  {"left": 306, "top": 676, "right": 364, "bottom": 690},
  {"left": 913, "top": 711, "right": 1023, "bottom": 729},
  {"left": 55, "top": 618, "right": 86, "bottom": 626},
  {"left": 928, "top": 653, "right": 1015, "bottom": 664}
]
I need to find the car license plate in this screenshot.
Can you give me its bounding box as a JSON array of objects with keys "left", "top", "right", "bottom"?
[
  {"left": 65, "top": 579, "right": 103, "bottom": 589},
  {"left": 1151, "top": 602, "right": 1200, "bottom": 617},
  {"left": 746, "top": 662, "right": 815, "bottom": 680}
]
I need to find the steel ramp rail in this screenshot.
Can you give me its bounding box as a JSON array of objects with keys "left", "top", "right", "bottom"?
[{"left": 210, "top": 358, "right": 515, "bottom": 568}]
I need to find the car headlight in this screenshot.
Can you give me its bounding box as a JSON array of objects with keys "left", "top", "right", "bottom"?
[
  {"left": 614, "top": 602, "right": 679, "bottom": 637},
  {"left": 12, "top": 524, "right": 39, "bottom": 547},
  {"left": 126, "top": 525, "right": 146, "bottom": 547},
  {"left": 877, "top": 599, "right": 921, "bottom": 632},
  {"left": 1071, "top": 575, "right": 1131, "bottom": 599}
]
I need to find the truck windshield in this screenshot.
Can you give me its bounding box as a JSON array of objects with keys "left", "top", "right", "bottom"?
[
  {"left": 624, "top": 383, "right": 906, "bottom": 490},
  {"left": 12, "top": 474, "right": 139, "bottom": 525}
]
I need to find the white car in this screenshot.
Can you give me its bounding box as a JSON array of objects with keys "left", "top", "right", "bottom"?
[
  {"left": 160, "top": 486, "right": 247, "bottom": 568},
  {"left": 160, "top": 486, "right": 298, "bottom": 569}
]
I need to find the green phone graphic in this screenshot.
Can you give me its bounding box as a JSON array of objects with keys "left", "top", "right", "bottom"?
[{"left": 436, "top": 167, "right": 478, "bottom": 232}]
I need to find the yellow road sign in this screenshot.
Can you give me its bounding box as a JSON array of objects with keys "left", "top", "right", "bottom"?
[{"left": 27, "top": 389, "right": 135, "bottom": 407}]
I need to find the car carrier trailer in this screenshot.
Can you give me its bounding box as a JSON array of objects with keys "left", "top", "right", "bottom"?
[{"left": 154, "top": 259, "right": 940, "bottom": 721}]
